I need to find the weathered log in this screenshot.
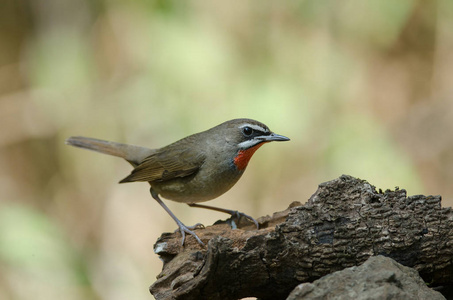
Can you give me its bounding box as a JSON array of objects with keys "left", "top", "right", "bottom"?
[
  {"left": 149, "top": 175, "right": 453, "bottom": 300},
  {"left": 287, "top": 255, "right": 446, "bottom": 300}
]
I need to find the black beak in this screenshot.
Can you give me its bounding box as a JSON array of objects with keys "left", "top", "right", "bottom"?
[{"left": 258, "top": 133, "right": 290, "bottom": 142}]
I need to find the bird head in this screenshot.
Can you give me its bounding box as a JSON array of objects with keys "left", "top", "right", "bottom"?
[{"left": 211, "top": 119, "right": 290, "bottom": 170}]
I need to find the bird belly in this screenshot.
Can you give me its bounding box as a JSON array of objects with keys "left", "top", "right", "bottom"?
[{"left": 151, "top": 167, "right": 243, "bottom": 203}]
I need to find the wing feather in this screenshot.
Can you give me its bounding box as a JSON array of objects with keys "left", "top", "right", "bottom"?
[{"left": 119, "top": 140, "right": 205, "bottom": 183}]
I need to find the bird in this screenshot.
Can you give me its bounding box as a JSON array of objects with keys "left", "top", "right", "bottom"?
[{"left": 66, "top": 118, "right": 290, "bottom": 246}]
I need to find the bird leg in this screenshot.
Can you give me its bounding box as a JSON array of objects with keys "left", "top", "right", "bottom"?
[
  {"left": 150, "top": 188, "right": 205, "bottom": 246},
  {"left": 187, "top": 203, "right": 259, "bottom": 229}
]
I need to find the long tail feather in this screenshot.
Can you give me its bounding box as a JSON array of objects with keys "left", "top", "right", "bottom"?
[{"left": 65, "top": 136, "right": 153, "bottom": 165}]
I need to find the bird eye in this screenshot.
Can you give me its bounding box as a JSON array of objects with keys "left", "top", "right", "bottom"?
[{"left": 242, "top": 126, "right": 253, "bottom": 136}]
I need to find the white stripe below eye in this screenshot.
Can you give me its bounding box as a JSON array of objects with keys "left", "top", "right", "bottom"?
[
  {"left": 238, "top": 139, "right": 262, "bottom": 150},
  {"left": 239, "top": 123, "right": 269, "bottom": 133}
]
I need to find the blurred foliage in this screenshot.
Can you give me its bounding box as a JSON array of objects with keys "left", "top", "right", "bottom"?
[{"left": 1, "top": 0, "right": 453, "bottom": 299}]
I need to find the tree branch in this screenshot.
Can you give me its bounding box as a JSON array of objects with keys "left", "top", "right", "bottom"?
[{"left": 149, "top": 175, "right": 453, "bottom": 300}]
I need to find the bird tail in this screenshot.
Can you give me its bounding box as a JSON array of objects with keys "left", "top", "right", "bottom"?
[{"left": 65, "top": 136, "right": 153, "bottom": 165}]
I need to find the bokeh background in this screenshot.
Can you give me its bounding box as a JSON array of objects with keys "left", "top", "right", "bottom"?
[{"left": 1, "top": 0, "right": 453, "bottom": 299}]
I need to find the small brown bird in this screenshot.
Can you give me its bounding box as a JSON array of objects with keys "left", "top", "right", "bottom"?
[{"left": 66, "top": 118, "right": 289, "bottom": 245}]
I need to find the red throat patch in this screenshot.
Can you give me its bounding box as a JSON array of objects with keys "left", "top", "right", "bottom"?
[{"left": 234, "top": 143, "right": 265, "bottom": 171}]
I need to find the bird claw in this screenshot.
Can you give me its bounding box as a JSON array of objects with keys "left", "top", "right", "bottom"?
[
  {"left": 176, "top": 223, "right": 205, "bottom": 247},
  {"left": 173, "top": 223, "right": 204, "bottom": 232},
  {"left": 189, "top": 223, "right": 205, "bottom": 230},
  {"left": 230, "top": 211, "right": 260, "bottom": 229}
]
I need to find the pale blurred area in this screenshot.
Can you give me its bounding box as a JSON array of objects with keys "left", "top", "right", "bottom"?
[{"left": 1, "top": 0, "right": 453, "bottom": 299}]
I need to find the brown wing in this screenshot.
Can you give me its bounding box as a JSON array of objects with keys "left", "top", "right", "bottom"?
[{"left": 119, "top": 143, "right": 206, "bottom": 183}]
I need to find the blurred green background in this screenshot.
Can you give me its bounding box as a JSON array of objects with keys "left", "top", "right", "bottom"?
[{"left": 1, "top": 0, "right": 453, "bottom": 299}]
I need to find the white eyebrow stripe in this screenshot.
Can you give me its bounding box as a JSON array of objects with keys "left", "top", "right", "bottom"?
[
  {"left": 239, "top": 123, "right": 269, "bottom": 132},
  {"left": 238, "top": 139, "right": 262, "bottom": 150}
]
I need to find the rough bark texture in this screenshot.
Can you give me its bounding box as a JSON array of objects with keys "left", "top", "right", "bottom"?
[
  {"left": 287, "top": 255, "right": 445, "bottom": 300},
  {"left": 150, "top": 175, "right": 453, "bottom": 300}
]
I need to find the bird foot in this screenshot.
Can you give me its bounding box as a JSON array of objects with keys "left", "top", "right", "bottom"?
[
  {"left": 174, "top": 223, "right": 205, "bottom": 232},
  {"left": 176, "top": 223, "right": 205, "bottom": 247},
  {"left": 230, "top": 211, "right": 260, "bottom": 229}
]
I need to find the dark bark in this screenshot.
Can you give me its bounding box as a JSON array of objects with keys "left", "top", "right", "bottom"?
[
  {"left": 287, "top": 255, "right": 446, "bottom": 300},
  {"left": 149, "top": 175, "right": 453, "bottom": 300}
]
